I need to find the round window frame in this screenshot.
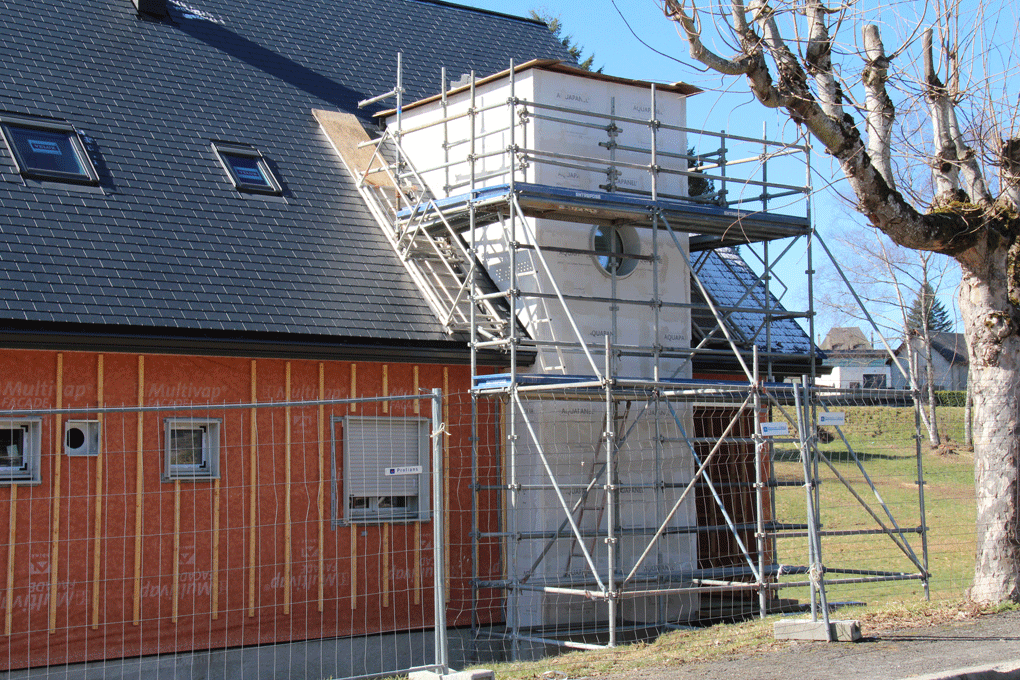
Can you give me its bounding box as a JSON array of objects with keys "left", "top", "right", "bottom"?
[{"left": 590, "top": 224, "right": 640, "bottom": 278}]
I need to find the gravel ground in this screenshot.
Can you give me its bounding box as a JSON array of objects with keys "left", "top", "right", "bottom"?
[{"left": 608, "top": 610, "right": 1020, "bottom": 680}]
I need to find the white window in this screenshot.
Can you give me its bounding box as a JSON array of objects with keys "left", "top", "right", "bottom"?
[
  {"left": 0, "top": 418, "right": 42, "bottom": 485},
  {"left": 0, "top": 114, "right": 100, "bottom": 185},
  {"left": 211, "top": 141, "right": 282, "bottom": 195},
  {"left": 334, "top": 416, "right": 430, "bottom": 525},
  {"left": 591, "top": 224, "right": 640, "bottom": 277},
  {"left": 163, "top": 418, "right": 220, "bottom": 481}
]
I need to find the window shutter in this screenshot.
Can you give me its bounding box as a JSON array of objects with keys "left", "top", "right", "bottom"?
[{"left": 344, "top": 417, "right": 424, "bottom": 497}]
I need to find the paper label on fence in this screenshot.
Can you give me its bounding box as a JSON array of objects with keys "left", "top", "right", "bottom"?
[
  {"left": 819, "top": 412, "right": 846, "bottom": 426},
  {"left": 384, "top": 465, "right": 423, "bottom": 476},
  {"left": 760, "top": 422, "right": 789, "bottom": 436}
]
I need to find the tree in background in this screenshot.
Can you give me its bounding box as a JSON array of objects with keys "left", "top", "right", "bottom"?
[
  {"left": 819, "top": 228, "right": 955, "bottom": 446},
  {"left": 686, "top": 146, "right": 716, "bottom": 198},
  {"left": 908, "top": 283, "right": 953, "bottom": 335},
  {"left": 660, "top": 0, "right": 1020, "bottom": 601},
  {"left": 530, "top": 11, "right": 599, "bottom": 72}
]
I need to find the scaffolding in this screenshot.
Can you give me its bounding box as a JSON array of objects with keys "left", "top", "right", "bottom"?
[{"left": 330, "top": 56, "right": 932, "bottom": 658}]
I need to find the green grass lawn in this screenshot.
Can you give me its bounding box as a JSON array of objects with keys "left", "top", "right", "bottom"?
[{"left": 770, "top": 405, "right": 976, "bottom": 607}]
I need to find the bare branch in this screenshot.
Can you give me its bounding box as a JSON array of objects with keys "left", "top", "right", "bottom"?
[
  {"left": 1000, "top": 138, "right": 1020, "bottom": 210},
  {"left": 804, "top": 0, "right": 843, "bottom": 120},
  {"left": 662, "top": 0, "right": 753, "bottom": 76},
  {"left": 924, "top": 28, "right": 964, "bottom": 203},
  {"left": 861, "top": 24, "right": 895, "bottom": 187}
]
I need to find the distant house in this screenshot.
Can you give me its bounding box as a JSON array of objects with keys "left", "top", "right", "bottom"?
[
  {"left": 820, "top": 326, "right": 872, "bottom": 352},
  {"left": 814, "top": 327, "right": 889, "bottom": 388},
  {"left": 889, "top": 332, "right": 969, "bottom": 391}
]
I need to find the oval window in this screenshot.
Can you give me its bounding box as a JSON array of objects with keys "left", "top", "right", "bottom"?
[{"left": 591, "top": 225, "right": 639, "bottom": 277}]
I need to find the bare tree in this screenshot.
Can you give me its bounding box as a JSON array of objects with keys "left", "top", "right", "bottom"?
[
  {"left": 661, "top": 0, "right": 1020, "bottom": 602},
  {"left": 821, "top": 228, "right": 957, "bottom": 446}
]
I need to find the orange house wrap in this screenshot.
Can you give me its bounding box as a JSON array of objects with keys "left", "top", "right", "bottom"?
[{"left": 0, "top": 349, "right": 497, "bottom": 670}]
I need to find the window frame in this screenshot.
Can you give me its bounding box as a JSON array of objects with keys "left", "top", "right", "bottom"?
[
  {"left": 163, "top": 417, "right": 221, "bottom": 482},
  {"left": 0, "top": 113, "right": 100, "bottom": 186},
  {"left": 333, "top": 415, "right": 431, "bottom": 526},
  {"left": 0, "top": 418, "right": 43, "bottom": 486},
  {"left": 211, "top": 141, "right": 282, "bottom": 195},
  {"left": 590, "top": 224, "right": 640, "bottom": 278}
]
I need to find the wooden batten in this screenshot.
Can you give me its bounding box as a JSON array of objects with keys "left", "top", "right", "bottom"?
[
  {"left": 382, "top": 523, "right": 390, "bottom": 608},
  {"left": 382, "top": 365, "right": 389, "bottom": 414},
  {"left": 91, "top": 355, "right": 104, "bottom": 630},
  {"left": 317, "top": 363, "right": 325, "bottom": 613},
  {"left": 5, "top": 485, "right": 17, "bottom": 636},
  {"left": 172, "top": 480, "right": 181, "bottom": 623},
  {"left": 350, "top": 527, "right": 358, "bottom": 610},
  {"left": 48, "top": 353, "right": 63, "bottom": 634},
  {"left": 212, "top": 478, "right": 221, "bottom": 620},
  {"left": 413, "top": 366, "right": 420, "bottom": 414},
  {"left": 133, "top": 356, "right": 144, "bottom": 625},
  {"left": 443, "top": 367, "right": 450, "bottom": 601},
  {"left": 350, "top": 364, "right": 357, "bottom": 412},
  {"left": 413, "top": 522, "right": 422, "bottom": 605},
  {"left": 284, "top": 362, "right": 292, "bottom": 615},
  {"left": 248, "top": 360, "right": 257, "bottom": 618}
]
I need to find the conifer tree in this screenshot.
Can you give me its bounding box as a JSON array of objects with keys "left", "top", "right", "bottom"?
[{"left": 908, "top": 283, "right": 953, "bottom": 334}]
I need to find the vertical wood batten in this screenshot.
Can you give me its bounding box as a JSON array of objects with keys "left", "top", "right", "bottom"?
[
  {"left": 133, "top": 356, "right": 144, "bottom": 625},
  {"left": 413, "top": 366, "right": 420, "bottom": 414},
  {"left": 248, "top": 360, "right": 257, "bottom": 618},
  {"left": 172, "top": 480, "right": 181, "bottom": 623},
  {"left": 414, "top": 522, "right": 421, "bottom": 605},
  {"left": 382, "top": 522, "right": 390, "bottom": 608},
  {"left": 351, "top": 526, "right": 358, "bottom": 610},
  {"left": 284, "top": 362, "right": 292, "bottom": 615},
  {"left": 443, "top": 367, "right": 450, "bottom": 601},
  {"left": 317, "top": 363, "right": 325, "bottom": 613},
  {"left": 91, "top": 355, "right": 104, "bottom": 630},
  {"left": 212, "top": 477, "right": 221, "bottom": 620},
  {"left": 48, "top": 353, "right": 63, "bottom": 634},
  {"left": 4, "top": 485, "right": 17, "bottom": 636},
  {"left": 350, "top": 364, "right": 357, "bottom": 413}
]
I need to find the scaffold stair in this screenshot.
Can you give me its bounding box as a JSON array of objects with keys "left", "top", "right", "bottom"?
[{"left": 312, "top": 109, "right": 509, "bottom": 339}]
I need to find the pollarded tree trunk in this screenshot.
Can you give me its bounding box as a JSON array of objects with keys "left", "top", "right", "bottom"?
[
  {"left": 662, "top": 0, "right": 1020, "bottom": 603},
  {"left": 959, "top": 240, "right": 1020, "bottom": 603}
]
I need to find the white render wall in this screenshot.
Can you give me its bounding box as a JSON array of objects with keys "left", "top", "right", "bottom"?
[
  {"left": 394, "top": 68, "right": 689, "bottom": 198},
  {"left": 391, "top": 67, "right": 698, "bottom": 629}
]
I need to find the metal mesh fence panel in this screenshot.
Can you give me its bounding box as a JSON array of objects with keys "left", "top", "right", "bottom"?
[{"left": 1, "top": 388, "right": 449, "bottom": 680}]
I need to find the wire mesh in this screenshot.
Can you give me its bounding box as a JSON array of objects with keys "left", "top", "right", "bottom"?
[{"left": 0, "top": 355, "right": 452, "bottom": 680}]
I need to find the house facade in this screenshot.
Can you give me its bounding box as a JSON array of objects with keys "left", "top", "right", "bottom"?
[
  {"left": 0, "top": 0, "right": 816, "bottom": 675},
  {"left": 888, "top": 332, "right": 969, "bottom": 391}
]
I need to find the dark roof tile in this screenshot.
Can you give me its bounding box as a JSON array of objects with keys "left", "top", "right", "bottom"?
[{"left": 0, "top": 0, "right": 570, "bottom": 344}]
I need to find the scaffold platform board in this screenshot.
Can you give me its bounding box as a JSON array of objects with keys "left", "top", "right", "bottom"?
[{"left": 396, "top": 183, "right": 810, "bottom": 250}]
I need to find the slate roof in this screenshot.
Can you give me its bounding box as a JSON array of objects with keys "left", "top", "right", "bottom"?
[
  {"left": 0, "top": 0, "right": 815, "bottom": 367},
  {"left": 692, "top": 248, "right": 813, "bottom": 356},
  {"left": 0, "top": 0, "right": 570, "bottom": 356}
]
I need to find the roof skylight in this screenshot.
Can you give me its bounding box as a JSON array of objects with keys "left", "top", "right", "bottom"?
[
  {"left": 0, "top": 114, "right": 100, "bottom": 185},
  {"left": 212, "top": 141, "right": 282, "bottom": 195}
]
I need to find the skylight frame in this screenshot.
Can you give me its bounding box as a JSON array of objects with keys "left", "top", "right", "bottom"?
[
  {"left": 0, "top": 113, "right": 100, "bottom": 186},
  {"left": 211, "top": 141, "right": 282, "bottom": 195}
]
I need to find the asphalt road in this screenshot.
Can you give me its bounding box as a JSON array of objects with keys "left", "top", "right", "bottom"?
[{"left": 609, "top": 610, "right": 1020, "bottom": 680}]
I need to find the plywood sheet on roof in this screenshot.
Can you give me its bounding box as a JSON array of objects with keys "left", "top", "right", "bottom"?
[{"left": 312, "top": 109, "right": 394, "bottom": 189}]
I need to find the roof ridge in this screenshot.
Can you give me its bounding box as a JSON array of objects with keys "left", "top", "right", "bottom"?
[{"left": 407, "top": 0, "right": 546, "bottom": 26}]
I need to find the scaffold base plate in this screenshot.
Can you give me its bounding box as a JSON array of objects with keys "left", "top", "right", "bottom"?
[{"left": 773, "top": 619, "right": 862, "bottom": 642}]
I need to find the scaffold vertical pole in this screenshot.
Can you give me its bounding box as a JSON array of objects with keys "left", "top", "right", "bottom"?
[
  {"left": 795, "top": 380, "right": 832, "bottom": 639},
  {"left": 432, "top": 388, "right": 449, "bottom": 673},
  {"left": 604, "top": 334, "right": 618, "bottom": 647},
  {"left": 753, "top": 348, "right": 768, "bottom": 619}
]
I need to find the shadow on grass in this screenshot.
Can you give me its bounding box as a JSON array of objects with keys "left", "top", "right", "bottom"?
[{"left": 772, "top": 447, "right": 912, "bottom": 463}]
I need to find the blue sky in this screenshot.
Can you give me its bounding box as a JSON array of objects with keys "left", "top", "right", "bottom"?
[{"left": 450, "top": 0, "right": 1002, "bottom": 337}]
